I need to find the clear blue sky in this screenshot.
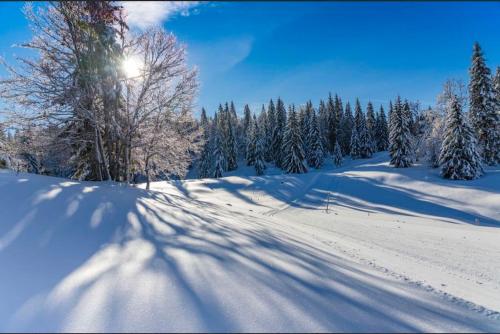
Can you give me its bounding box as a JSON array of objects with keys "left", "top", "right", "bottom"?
[{"left": 1, "top": 1, "right": 500, "bottom": 117}]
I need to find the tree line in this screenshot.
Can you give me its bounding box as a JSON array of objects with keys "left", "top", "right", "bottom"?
[{"left": 197, "top": 43, "right": 499, "bottom": 181}]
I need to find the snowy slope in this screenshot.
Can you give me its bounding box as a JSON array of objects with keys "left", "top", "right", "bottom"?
[{"left": 0, "top": 153, "right": 499, "bottom": 332}]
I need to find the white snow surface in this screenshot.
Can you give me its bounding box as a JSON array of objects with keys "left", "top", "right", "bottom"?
[{"left": 1, "top": 152, "right": 499, "bottom": 332}]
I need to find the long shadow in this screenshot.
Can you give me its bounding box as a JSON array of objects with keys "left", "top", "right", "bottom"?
[{"left": 2, "top": 170, "right": 499, "bottom": 332}]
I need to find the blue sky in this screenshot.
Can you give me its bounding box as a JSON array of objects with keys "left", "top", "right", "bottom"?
[{"left": 1, "top": 1, "right": 500, "bottom": 117}]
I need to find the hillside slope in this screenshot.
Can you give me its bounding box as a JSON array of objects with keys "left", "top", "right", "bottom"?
[{"left": 1, "top": 153, "right": 499, "bottom": 332}]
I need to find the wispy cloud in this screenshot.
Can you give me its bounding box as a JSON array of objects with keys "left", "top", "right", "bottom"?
[{"left": 121, "top": 1, "right": 201, "bottom": 30}]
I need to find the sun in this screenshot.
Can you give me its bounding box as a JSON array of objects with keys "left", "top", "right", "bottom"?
[{"left": 121, "top": 56, "right": 142, "bottom": 79}]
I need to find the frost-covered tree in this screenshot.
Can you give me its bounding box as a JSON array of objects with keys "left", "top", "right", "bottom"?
[
  {"left": 265, "top": 99, "right": 276, "bottom": 162},
  {"left": 339, "top": 102, "right": 354, "bottom": 155},
  {"left": 389, "top": 97, "right": 413, "bottom": 168},
  {"left": 198, "top": 121, "right": 214, "bottom": 178},
  {"left": 326, "top": 93, "right": 338, "bottom": 153},
  {"left": 333, "top": 140, "right": 343, "bottom": 167},
  {"left": 306, "top": 109, "right": 324, "bottom": 169},
  {"left": 272, "top": 98, "right": 287, "bottom": 168},
  {"left": 0, "top": 3, "right": 199, "bottom": 184},
  {"left": 439, "top": 95, "right": 483, "bottom": 180},
  {"left": 223, "top": 103, "right": 238, "bottom": 171},
  {"left": 366, "top": 102, "right": 377, "bottom": 153},
  {"left": 282, "top": 105, "right": 307, "bottom": 174},
  {"left": 493, "top": 67, "right": 500, "bottom": 163},
  {"left": 350, "top": 126, "right": 361, "bottom": 159},
  {"left": 254, "top": 120, "right": 266, "bottom": 176},
  {"left": 375, "top": 105, "right": 389, "bottom": 151},
  {"left": 353, "top": 99, "right": 372, "bottom": 158},
  {"left": 317, "top": 99, "right": 328, "bottom": 150},
  {"left": 468, "top": 42, "right": 499, "bottom": 165},
  {"left": 200, "top": 108, "right": 209, "bottom": 137},
  {"left": 246, "top": 115, "right": 257, "bottom": 166},
  {"left": 212, "top": 129, "right": 224, "bottom": 178}
]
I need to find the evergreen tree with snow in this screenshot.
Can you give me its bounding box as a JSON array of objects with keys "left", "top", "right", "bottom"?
[
  {"left": 246, "top": 115, "right": 257, "bottom": 166},
  {"left": 492, "top": 67, "right": 500, "bottom": 163},
  {"left": 333, "top": 140, "right": 343, "bottom": 167},
  {"left": 254, "top": 120, "right": 266, "bottom": 176},
  {"left": 439, "top": 95, "right": 483, "bottom": 180},
  {"left": 272, "top": 97, "right": 287, "bottom": 168},
  {"left": 366, "top": 102, "right": 377, "bottom": 152},
  {"left": 243, "top": 104, "right": 252, "bottom": 136},
  {"left": 306, "top": 109, "right": 324, "bottom": 169},
  {"left": 212, "top": 130, "right": 225, "bottom": 178},
  {"left": 326, "top": 93, "right": 337, "bottom": 153},
  {"left": 389, "top": 96, "right": 413, "bottom": 167},
  {"left": 468, "top": 42, "right": 499, "bottom": 165},
  {"left": 200, "top": 108, "right": 209, "bottom": 136},
  {"left": 375, "top": 105, "right": 389, "bottom": 151},
  {"left": 350, "top": 126, "right": 361, "bottom": 159},
  {"left": 198, "top": 120, "right": 214, "bottom": 178},
  {"left": 282, "top": 105, "right": 307, "bottom": 174},
  {"left": 265, "top": 99, "right": 276, "bottom": 162},
  {"left": 224, "top": 103, "right": 238, "bottom": 171},
  {"left": 353, "top": 99, "right": 372, "bottom": 158},
  {"left": 339, "top": 101, "right": 354, "bottom": 155},
  {"left": 318, "top": 99, "right": 329, "bottom": 150}
]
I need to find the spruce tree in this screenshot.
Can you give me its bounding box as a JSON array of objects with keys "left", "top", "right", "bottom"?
[
  {"left": 366, "top": 102, "right": 377, "bottom": 152},
  {"left": 333, "top": 140, "right": 343, "bottom": 167},
  {"left": 282, "top": 105, "right": 307, "bottom": 174},
  {"left": 439, "top": 95, "right": 483, "bottom": 180},
  {"left": 493, "top": 67, "right": 500, "bottom": 163},
  {"left": 326, "top": 93, "right": 337, "bottom": 152},
  {"left": 350, "top": 126, "right": 361, "bottom": 159},
  {"left": 273, "top": 97, "right": 287, "bottom": 168},
  {"left": 198, "top": 125, "right": 213, "bottom": 178},
  {"left": 318, "top": 99, "right": 329, "bottom": 150},
  {"left": 225, "top": 104, "right": 238, "bottom": 171},
  {"left": 339, "top": 101, "right": 354, "bottom": 155},
  {"left": 212, "top": 130, "right": 224, "bottom": 178},
  {"left": 306, "top": 109, "right": 324, "bottom": 169},
  {"left": 375, "top": 105, "right": 389, "bottom": 151},
  {"left": 200, "top": 108, "right": 208, "bottom": 135},
  {"left": 389, "top": 96, "right": 413, "bottom": 167},
  {"left": 246, "top": 115, "right": 256, "bottom": 166},
  {"left": 354, "top": 99, "right": 372, "bottom": 158},
  {"left": 254, "top": 120, "right": 266, "bottom": 176},
  {"left": 265, "top": 99, "right": 276, "bottom": 162},
  {"left": 468, "top": 42, "right": 499, "bottom": 165}
]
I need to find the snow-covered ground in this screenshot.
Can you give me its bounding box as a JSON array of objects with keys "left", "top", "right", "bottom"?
[{"left": 1, "top": 152, "right": 499, "bottom": 332}]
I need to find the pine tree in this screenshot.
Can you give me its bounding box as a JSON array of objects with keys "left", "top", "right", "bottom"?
[
  {"left": 306, "top": 109, "right": 324, "bottom": 169},
  {"left": 272, "top": 97, "right": 287, "bottom": 168},
  {"left": 439, "top": 95, "right": 483, "bottom": 180},
  {"left": 375, "top": 105, "right": 389, "bottom": 151},
  {"left": 326, "top": 93, "right": 337, "bottom": 153},
  {"left": 389, "top": 96, "right": 413, "bottom": 167},
  {"left": 353, "top": 99, "right": 372, "bottom": 158},
  {"left": 366, "top": 102, "right": 377, "bottom": 152},
  {"left": 468, "top": 42, "right": 499, "bottom": 165},
  {"left": 200, "top": 108, "right": 209, "bottom": 136},
  {"left": 254, "top": 120, "right": 266, "bottom": 176},
  {"left": 224, "top": 103, "right": 238, "bottom": 171},
  {"left": 350, "top": 126, "right": 361, "bottom": 159},
  {"left": 198, "top": 120, "right": 214, "bottom": 178},
  {"left": 282, "top": 105, "right": 307, "bottom": 174},
  {"left": 318, "top": 99, "right": 329, "bottom": 150},
  {"left": 339, "top": 101, "right": 354, "bottom": 155},
  {"left": 265, "top": 99, "right": 276, "bottom": 162},
  {"left": 333, "top": 140, "right": 343, "bottom": 167},
  {"left": 241, "top": 104, "right": 252, "bottom": 156},
  {"left": 492, "top": 67, "right": 500, "bottom": 163},
  {"left": 246, "top": 115, "right": 257, "bottom": 166},
  {"left": 212, "top": 130, "right": 224, "bottom": 178}
]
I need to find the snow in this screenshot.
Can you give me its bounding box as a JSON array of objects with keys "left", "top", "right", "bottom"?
[{"left": 1, "top": 152, "right": 499, "bottom": 332}]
